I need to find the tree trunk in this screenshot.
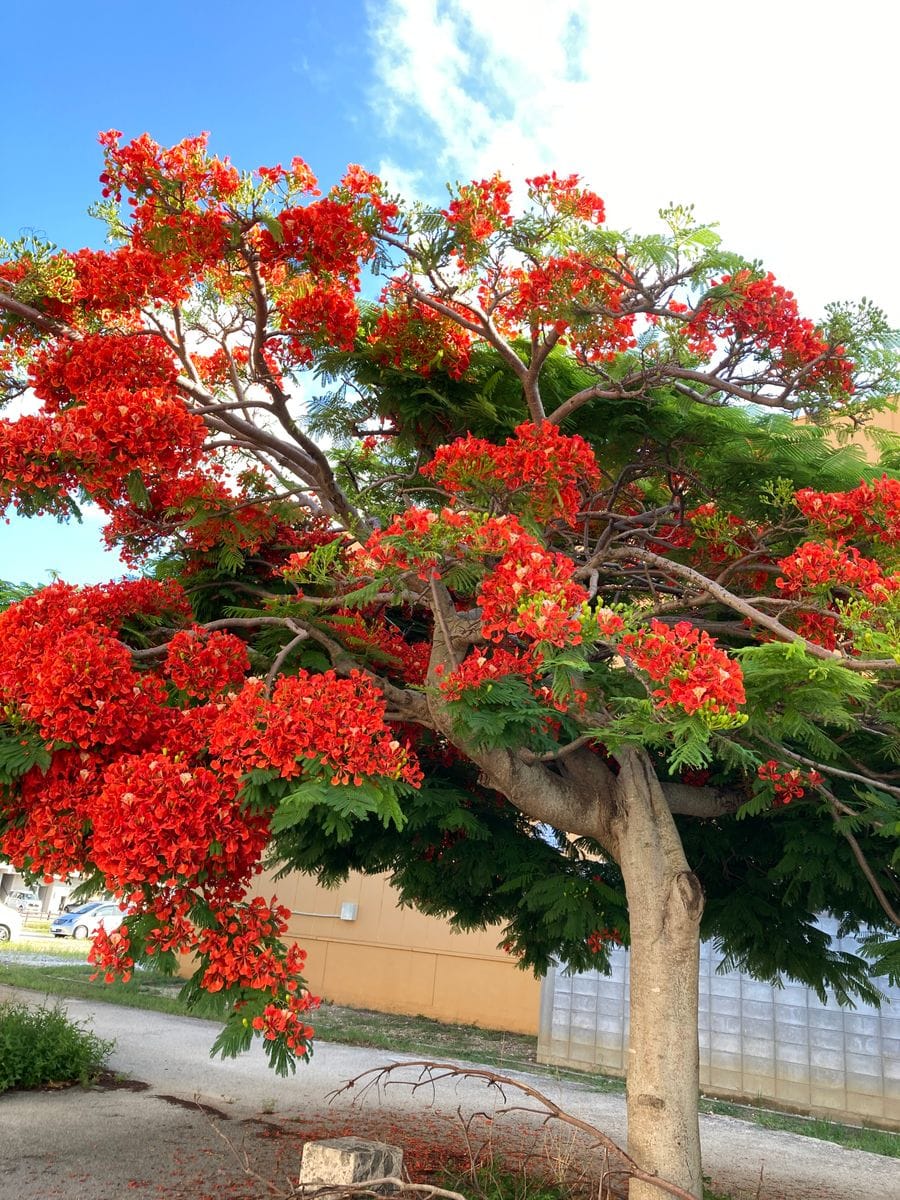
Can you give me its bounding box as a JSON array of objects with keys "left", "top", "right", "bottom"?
[{"left": 615, "top": 752, "right": 705, "bottom": 1200}]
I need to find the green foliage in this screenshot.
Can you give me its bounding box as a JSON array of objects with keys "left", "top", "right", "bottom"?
[
  {"left": 0, "top": 1001, "right": 112, "bottom": 1092},
  {"left": 684, "top": 802, "right": 895, "bottom": 1005},
  {"left": 124, "top": 469, "right": 150, "bottom": 510},
  {"left": 446, "top": 673, "right": 565, "bottom": 752},
  {"left": 271, "top": 775, "right": 413, "bottom": 841},
  {"left": 442, "top": 1165, "right": 572, "bottom": 1200},
  {"left": 0, "top": 723, "right": 52, "bottom": 785},
  {"left": 739, "top": 643, "right": 873, "bottom": 757},
  {"left": 0, "top": 579, "right": 34, "bottom": 609},
  {"left": 271, "top": 763, "right": 629, "bottom": 976},
  {"left": 208, "top": 1007, "right": 306, "bottom": 1077}
]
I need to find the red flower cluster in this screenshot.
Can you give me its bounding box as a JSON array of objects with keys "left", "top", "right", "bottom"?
[
  {"left": 686, "top": 271, "right": 853, "bottom": 395},
  {"left": 252, "top": 995, "right": 318, "bottom": 1057},
  {"left": 796, "top": 476, "right": 900, "bottom": 544},
  {"left": 0, "top": 570, "right": 434, "bottom": 1063},
  {"left": 92, "top": 755, "right": 268, "bottom": 891},
  {"left": 369, "top": 298, "right": 473, "bottom": 379},
  {"left": 490, "top": 254, "right": 636, "bottom": 358},
  {"left": 98, "top": 129, "right": 240, "bottom": 209},
  {"left": 757, "top": 760, "right": 823, "bottom": 806},
  {"left": 197, "top": 897, "right": 293, "bottom": 990},
  {"left": 324, "top": 609, "right": 430, "bottom": 686},
  {"left": 102, "top": 471, "right": 309, "bottom": 566},
  {"left": 258, "top": 198, "right": 373, "bottom": 274},
  {"left": 595, "top": 609, "right": 626, "bottom": 638},
  {"left": 0, "top": 333, "right": 206, "bottom": 513},
  {"left": 438, "top": 647, "right": 586, "bottom": 718},
  {"left": 479, "top": 545, "right": 587, "bottom": 646},
  {"left": 443, "top": 174, "right": 513, "bottom": 264},
  {"left": 776, "top": 541, "right": 900, "bottom": 602},
  {"left": 527, "top": 172, "right": 606, "bottom": 224},
  {"left": 339, "top": 163, "right": 400, "bottom": 231},
  {"left": 422, "top": 421, "right": 601, "bottom": 525},
  {"left": 95, "top": 131, "right": 238, "bottom": 297},
  {"left": 89, "top": 924, "right": 134, "bottom": 984},
  {"left": 620, "top": 620, "right": 746, "bottom": 718},
  {"left": 256, "top": 157, "right": 320, "bottom": 193},
  {"left": 210, "top": 672, "right": 422, "bottom": 789},
  {"left": 194, "top": 344, "right": 251, "bottom": 387},
  {"left": 165, "top": 627, "right": 251, "bottom": 698},
  {"left": 586, "top": 927, "right": 622, "bottom": 954},
  {"left": 275, "top": 278, "right": 360, "bottom": 365},
  {"left": 0, "top": 580, "right": 192, "bottom": 750},
  {"left": 793, "top": 611, "right": 841, "bottom": 652},
  {"left": 0, "top": 749, "right": 105, "bottom": 881},
  {"left": 655, "top": 503, "right": 759, "bottom": 566},
  {"left": 351, "top": 507, "right": 443, "bottom": 578},
  {"left": 439, "top": 648, "right": 541, "bottom": 700},
  {"left": 31, "top": 332, "right": 177, "bottom": 413}
]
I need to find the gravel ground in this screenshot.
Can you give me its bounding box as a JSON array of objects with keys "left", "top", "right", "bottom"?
[{"left": 0, "top": 986, "right": 896, "bottom": 1200}]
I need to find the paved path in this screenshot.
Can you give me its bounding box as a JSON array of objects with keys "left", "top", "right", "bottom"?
[{"left": 0, "top": 988, "right": 897, "bottom": 1199}]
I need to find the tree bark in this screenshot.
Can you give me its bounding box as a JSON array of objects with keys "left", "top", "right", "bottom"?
[{"left": 614, "top": 751, "right": 705, "bottom": 1200}]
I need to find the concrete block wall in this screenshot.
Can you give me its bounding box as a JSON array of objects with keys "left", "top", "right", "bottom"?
[{"left": 537, "top": 918, "right": 900, "bottom": 1128}]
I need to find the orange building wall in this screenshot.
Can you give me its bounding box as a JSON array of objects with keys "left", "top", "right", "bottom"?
[
  {"left": 249, "top": 869, "right": 541, "bottom": 1034},
  {"left": 831, "top": 400, "right": 900, "bottom": 459}
]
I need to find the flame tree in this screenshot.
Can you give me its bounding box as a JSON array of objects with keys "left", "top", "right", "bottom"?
[{"left": 1, "top": 134, "right": 899, "bottom": 1198}]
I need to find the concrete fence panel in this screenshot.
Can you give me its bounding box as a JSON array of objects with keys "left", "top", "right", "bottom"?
[{"left": 537, "top": 918, "right": 900, "bottom": 1128}]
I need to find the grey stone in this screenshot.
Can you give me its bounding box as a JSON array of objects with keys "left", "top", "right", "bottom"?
[{"left": 299, "top": 1137, "right": 404, "bottom": 1187}]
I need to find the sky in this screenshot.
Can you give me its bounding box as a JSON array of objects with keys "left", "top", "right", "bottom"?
[{"left": 2, "top": 0, "right": 898, "bottom": 584}]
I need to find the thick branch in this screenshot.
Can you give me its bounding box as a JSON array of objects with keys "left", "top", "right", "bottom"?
[
  {"left": 0, "top": 290, "right": 75, "bottom": 337},
  {"left": 661, "top": 783, "right": 744, "bottom": 818}
]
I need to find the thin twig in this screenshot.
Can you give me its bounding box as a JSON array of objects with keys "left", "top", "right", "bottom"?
[{"left": 265, "top": 629, "right": 310, "bottom": 696}]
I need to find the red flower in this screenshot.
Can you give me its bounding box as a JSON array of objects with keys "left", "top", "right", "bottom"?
[{"left": 621, "top": 621, "right": 745, "bottom": 719}]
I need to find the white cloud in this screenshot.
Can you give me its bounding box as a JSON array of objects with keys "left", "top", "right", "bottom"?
[
  {"left": 376, "top": 158, "right": 431, "bottom": 206},
  {"left": 367, "top": 0, "right": 900, "bottom": 322}
]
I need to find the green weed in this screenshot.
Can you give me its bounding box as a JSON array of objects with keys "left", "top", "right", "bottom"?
[{"left": 0, "top": 999, "right": 113, "bottom": 1092}]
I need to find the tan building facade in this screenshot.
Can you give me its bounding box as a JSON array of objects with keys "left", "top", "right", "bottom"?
[{"left": 249, "top": 869, "right": 541, "bottom": 1034}]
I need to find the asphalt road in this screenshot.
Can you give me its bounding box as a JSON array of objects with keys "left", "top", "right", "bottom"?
[{"left": 0, "top": 987, "right": 897, "bottom": 1200}]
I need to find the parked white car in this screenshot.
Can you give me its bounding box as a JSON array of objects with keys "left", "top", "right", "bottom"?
[
  {"left": 7, "top": 889, "right": 41, "bottom": 914},
  {"left": 49, "top": 901, "right": 125, "bottom": 940},
  {"left": 0, "top": 902, "right": 24, "bottom": 941}
]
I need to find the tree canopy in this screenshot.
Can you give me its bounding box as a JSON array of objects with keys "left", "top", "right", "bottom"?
[{"left": 2, "top": 132, "right": 899, "bottom": 1197}]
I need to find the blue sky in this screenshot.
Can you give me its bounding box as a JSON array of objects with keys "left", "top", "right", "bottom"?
[{"left": 2, "top": 0, "right": 897, "bottom": 584}]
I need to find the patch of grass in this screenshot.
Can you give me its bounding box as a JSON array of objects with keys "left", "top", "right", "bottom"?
[
  {"left": 311, "top": 1002, "right": 626, "bottom": 1093},
  {"left": 0, "top": 960, "right": 189, "bottom": 1015},
  {"left": 312, "top": 1002, "right": 540, "bottom": 1071},
  {"left": 0, "top": 999, "right": 113, "bottom": 1092},
  {"left": 20, "top": 917, "right": 51, "bottom": 935},
  {"left": 6, "top": 935, "right": 98, "bottom": 957},
  {"left": 702, "top": 1180, "right": 735, "bottom": 1200},
  {"left": 442, "top": 1165, "right": 572, "bottom": 1200},
  {"left": 700, "top": 1095, "right": 900, "bottom": 1158}
]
